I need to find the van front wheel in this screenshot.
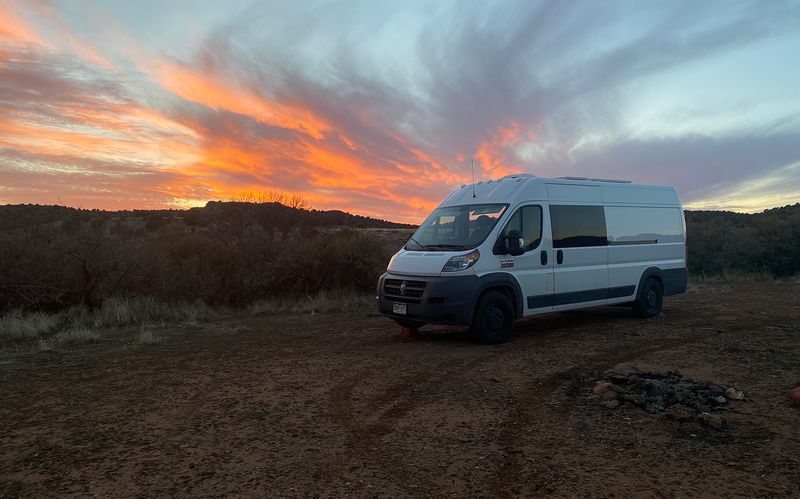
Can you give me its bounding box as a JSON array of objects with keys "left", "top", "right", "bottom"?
[
  {"left": 471, "top": 291, "right": 514, "bottom": 344},
  {"left": 633, "top": 278, "right": 663, "bottom": 318}
]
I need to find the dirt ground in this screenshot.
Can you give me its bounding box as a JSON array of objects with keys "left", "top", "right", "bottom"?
[{"left": 1, "top": 281, "right": 799, "bottom": 498}]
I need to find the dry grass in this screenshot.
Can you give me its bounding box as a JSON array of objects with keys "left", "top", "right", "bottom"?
[
  {"left": 690, "top": 270, "right": 776, "bottom": 283},
  {"left": 137, "top": 325, "right": 162, "bottom": 345},
  {"left": 91, "top": 297, "right": 214, "bottom": 328},
  {"left": 0, "top": 311, "right": 60, "bottom": 339},
  {"left": 249, "top": 290, "right": 374, "bottom": 316},
  {"left": 3, "top": 292, "right": 371, "bottom": 348},
  {"left": 2, "top": 297, "right": 214, "bottom": 348},
  {"left": 37, "top": 328, "right": 100, "bottom": 351}
]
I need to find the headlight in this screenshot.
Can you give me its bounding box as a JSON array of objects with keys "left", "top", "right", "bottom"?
[{"left": 441, "top": 249, "right": 480, "bottom": 272}]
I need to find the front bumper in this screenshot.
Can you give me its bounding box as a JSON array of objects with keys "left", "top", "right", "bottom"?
[{"left": 376, "top": 272, "right": 481, "bottom": 326}]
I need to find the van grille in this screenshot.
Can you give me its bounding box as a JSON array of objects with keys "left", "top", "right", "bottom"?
[{"left": 383, "top": 279, "right": 426, "bottom": 299}]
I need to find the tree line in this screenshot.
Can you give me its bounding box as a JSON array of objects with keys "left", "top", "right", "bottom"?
[
  {"left": 685, "top": 204, "right": 800, "bottom": 278},
  {"left": 0, "top": 201, "right": 403, "bottom": 313},
  {"left": 0, "top": 201, "right": 798, "bottom": 313}
]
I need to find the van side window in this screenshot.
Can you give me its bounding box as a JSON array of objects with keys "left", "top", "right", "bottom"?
[
  {"left": 550, "top": 205, "right": 607, "bottom": 248},
  {"left": 605, "top": 206, "right": 683, "bottom": 244},
  {"left": 500, "top": 206, "right": 542, "bottom": 251}
]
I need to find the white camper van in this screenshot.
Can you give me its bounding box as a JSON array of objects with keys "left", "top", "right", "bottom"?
[{"left": 377, "top": 173, "right": 687, "bottom": 344}]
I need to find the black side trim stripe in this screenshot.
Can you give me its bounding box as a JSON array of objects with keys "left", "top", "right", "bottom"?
[
  {"left": 608, "top": 239, "right": 658, "bottom": 246},
  {"left": 608, "top": 285, "right": 636, "bottom": 299},
  {"left": 527, "top": 285, "right": 635, "bottom": 309}
]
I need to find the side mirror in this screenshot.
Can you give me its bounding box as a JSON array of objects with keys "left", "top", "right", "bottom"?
[{"left": 503, "top": 230, "right": 525, "bottom": 256}]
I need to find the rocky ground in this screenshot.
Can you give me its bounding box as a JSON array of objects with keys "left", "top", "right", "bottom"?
[{"left": 1, "top": 280, "right": 799, "bottom": 497}]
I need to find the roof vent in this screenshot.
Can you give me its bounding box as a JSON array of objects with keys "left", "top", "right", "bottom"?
[
  {"left": 499, "top": 173, "right": 535, "bottom": 182},
  {"left": 558, "top": 176, "right": 631, "bottom": 184}
]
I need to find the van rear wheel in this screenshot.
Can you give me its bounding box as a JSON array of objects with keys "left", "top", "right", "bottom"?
[
  {"left": 471, "top": 291, "right": 514, "bottom": 344},
  {"left": 633, "top": 278, "right": 663, "bottom": 318}
]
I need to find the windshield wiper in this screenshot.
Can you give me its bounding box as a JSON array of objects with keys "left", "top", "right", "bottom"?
[
  {"left": 423, "top": 244, "right": 468, "bottom": 250},
  {"left": 406, "top": 236, "right": 428, "bottom": 250}
]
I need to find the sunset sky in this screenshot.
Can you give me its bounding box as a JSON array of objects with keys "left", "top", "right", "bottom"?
[{"left": 1, "top": 0, "right": 799, "bottom": 223}]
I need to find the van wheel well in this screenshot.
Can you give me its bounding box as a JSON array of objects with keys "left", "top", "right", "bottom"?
[
  {"left": 638, "top": 268, "right": 664, "bottom": 298},
  {"left": 479, "top": 285, "right": 518, "bottom": 319},
  {"left": 648, "top": 275, "right": 664, "bottom": 293}
]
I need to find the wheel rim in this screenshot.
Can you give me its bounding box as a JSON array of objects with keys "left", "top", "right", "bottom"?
[
  {"left": 485, "top": 303, "right": 505, "bottom": 331},
  {"left": 646, "top": 288, "right": 657, "bottom": 308}
]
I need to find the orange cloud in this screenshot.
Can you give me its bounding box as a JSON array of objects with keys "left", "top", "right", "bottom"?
[
  {"left": 22, "top": 0, "right": 114, "bottom": 69},
  {"left": 474, "top": 121, "right": 532, "bottom": 178},
  {"left": 157, "top": 62, "right": 330, "bottom": 140},
  {"left": 0, "top": 5, "right": 534, "bottom": 224},
  {"left": 0, "top": 4, "right": 44, "bottom": 46}
]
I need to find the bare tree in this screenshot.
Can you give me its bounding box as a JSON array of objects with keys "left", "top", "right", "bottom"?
[{"left": 229, "top": 190, "right": 311, "bottom": 210}]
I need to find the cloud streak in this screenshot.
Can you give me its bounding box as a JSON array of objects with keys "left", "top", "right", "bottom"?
[{"left": 1, "top": 0, "right": 799, "bottom": 221}]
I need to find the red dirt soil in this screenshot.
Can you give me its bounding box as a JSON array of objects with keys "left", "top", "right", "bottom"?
[{"left": 1, "top": 281, "right": 799, "bottom": 497}]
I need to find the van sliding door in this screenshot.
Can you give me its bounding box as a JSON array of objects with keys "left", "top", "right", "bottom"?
[{"left": 548, "top": 204, "right": 610, "bottom": 307}]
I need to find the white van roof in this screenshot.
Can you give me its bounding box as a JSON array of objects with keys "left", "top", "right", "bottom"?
[{"left": 441, "top": 173, "right": 681, "bottom": 208}]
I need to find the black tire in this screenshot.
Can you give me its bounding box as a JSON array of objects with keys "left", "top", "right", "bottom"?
[
  {"left": 470, "top": 291, "right": 515, "bottom": 344},
  {"left": 633, "top": 277, "right": 663, "bottom": 318},
  {"left": 395, "top": 319, "right": 426, "bottom": 329}
]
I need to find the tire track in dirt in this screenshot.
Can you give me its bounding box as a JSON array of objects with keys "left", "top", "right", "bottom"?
[{"left": 327, "top": 352, "right": 503, "bottom": 492}]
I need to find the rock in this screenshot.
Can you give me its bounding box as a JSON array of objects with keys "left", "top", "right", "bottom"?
[
  {"left": 700, "top": 412, "right": 723, "bottom": 429},
  {"left": 620, "top": 393, "right": 646, "bottom": 406},
  {"left": 790, "top": 386, "right": 800, "bottom": 407},
  {"left": 606, "top": 363, "right": 642, "bottom": 382},
  {"left": 607, "top": 383, "right": 627, "bottom": 394},
  {"left": 250, "top": 407, "right": 266, "bottom": 420},
  {"left": 602, "top": 390, "right": 618, "bottom": 401},
  {"left": 591, "top": 369, "right": 747, "bottom": 425},
  {"left": 644, "top": 399, "right": 665, "bottom": 414},
  {"left": 725, "top": 387, "right": 745, "bottom": 401},
  {"left": 665, "top": 404, "right": 694, "bottom": 421},
  {"left": 605, "top": 399, "right": 620, "bottom": 409},
  {"left": 592, "top": 383, "right": 612, "bottom": 395}
]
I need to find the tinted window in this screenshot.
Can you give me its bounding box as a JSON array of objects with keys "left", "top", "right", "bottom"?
[
  {"left": 550, "top": 205, "right": 607, "bottom": 248},
  {"left": 500, "top": 206, "right": 542, "bottom": 251},
  {"left": 605, "top": 206, "right": 684, "bottom": 244}
]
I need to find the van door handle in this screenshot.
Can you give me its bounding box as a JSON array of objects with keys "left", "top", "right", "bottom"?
[
  {"left": 540, "top": 250, "right": 547, "bottom": 265},
  {"left": 556, "top": 249, "right": 564, "bottom": 265}
]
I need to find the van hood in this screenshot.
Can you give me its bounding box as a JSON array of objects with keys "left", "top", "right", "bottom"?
[{"left": 387, "top": 249, "right": 468, "bottom": 276}]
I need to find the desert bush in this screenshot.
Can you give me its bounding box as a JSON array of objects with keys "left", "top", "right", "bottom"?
[
  {"left": 11, "top": 201, "right": 799, "bottom": 316},
  {"left": 0, "top": 202, "right": 405, "bottom": 313},
  {"left": 685, "top": 204, "right": 800, "bottom": 277}
]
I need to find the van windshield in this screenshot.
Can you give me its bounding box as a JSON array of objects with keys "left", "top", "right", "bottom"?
[{"left": 405, "top": 204, "right": 508, "bottom": 251}]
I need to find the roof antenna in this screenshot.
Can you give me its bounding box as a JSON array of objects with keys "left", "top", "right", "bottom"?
[{"left": 471, "top": 158, "right": 476, "bottom": 198}]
